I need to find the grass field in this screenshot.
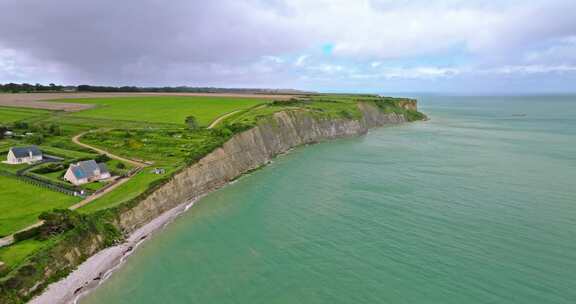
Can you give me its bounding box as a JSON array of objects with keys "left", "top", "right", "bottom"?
[
  {"left": 0, "top": 175, "right": 79, "bottom": 236},
  {"left": 59, "top": 96, "right": 267, "bottom": 126},
  {"left": 0, "top": 107, "right": 51, "bottom": 123},
  {"left": 79, "top": 170, "right": 165, "bottom": 213}
]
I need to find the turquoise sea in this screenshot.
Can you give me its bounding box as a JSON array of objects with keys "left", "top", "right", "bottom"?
[{"left": 82, "top": 96, "right": 576, "bottom": 304}]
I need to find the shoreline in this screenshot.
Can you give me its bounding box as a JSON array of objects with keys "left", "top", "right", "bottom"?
[
  {"left": 31, "top": 145, "right": 311, "bottom": 303},
  {"left": 29, "top": 196, "right": 202, "bottom": 304}
]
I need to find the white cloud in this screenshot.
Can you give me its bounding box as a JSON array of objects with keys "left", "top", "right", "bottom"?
[
  {"left": 295, "top": 55, "right": 309, "bottom": 67},
  {"left": 1, "top": 0, "right": 576, "bottom": 91}
]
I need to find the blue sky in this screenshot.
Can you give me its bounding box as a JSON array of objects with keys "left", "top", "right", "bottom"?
[{"left": 0, "top": 0, "right": 575, "bottom": 93}]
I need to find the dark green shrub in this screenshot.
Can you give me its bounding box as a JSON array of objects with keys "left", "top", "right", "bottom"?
[
  {"left": 13, "top": 226, "right": 41, "bottom": 242},
  {"left": 95, "top": 154, "right": 110, "bottom": 163}
]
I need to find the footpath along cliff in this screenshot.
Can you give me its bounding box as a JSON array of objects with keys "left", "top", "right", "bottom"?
[{"left": 0, "top": 100, "right": 424, "bottom": 304}]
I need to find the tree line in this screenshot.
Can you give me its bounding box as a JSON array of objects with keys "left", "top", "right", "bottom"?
[
  {"left": 0, "top": 83, "right": 67, "bottom": 93},
  {"left": 1, "top": 83, "right": 307, "bottom": 94}
]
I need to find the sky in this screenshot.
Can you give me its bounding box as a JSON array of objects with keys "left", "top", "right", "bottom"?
[{"left": 1, "top": 0, "right": 575, "bottom": 94}]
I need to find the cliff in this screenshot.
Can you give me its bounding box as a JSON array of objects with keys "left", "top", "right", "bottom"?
[{"left": 118, "top": 102, "right": 406, "bottom": 232}]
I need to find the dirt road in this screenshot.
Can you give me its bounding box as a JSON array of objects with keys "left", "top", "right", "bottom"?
[{"left": 72, "top": 132, "right": 149, "bottom": 167}]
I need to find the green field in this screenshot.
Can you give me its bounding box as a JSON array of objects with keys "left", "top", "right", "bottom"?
[
  {"left": 79, "top": 170, "right": 165, "bottom": 213},
  {"left": 0, "top": 107, "right": 51, "bottom": 123},
  {"left": 0, "top": 175, "right": 79, "bottom": 236},
  {"left": 58, "top": 96, "right": 267, "bottom": 126}
]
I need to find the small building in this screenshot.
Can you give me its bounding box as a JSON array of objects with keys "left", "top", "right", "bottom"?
[
  {"left": 151, "top": 167, "right": 166, "bottom": 175},
  {"left": 5, "top": 146, "right": 43, "bottom": 164},
  {"left": 64, "top": 160, "right": 111, "bottom": 185}
]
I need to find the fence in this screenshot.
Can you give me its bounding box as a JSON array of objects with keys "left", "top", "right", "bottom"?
[{"left": 0, "top": 169, "right": 81, "bottom": 197}]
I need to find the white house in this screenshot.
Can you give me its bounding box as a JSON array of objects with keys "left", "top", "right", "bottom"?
[
  {"left": 64, "top": 160, "right": 111, "bottom": 185},
  {"left": 5, "top": 146, "right": 43, "bottom": 164}
]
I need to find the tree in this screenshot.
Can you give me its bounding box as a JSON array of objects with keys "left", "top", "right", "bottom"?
[
  {"left": 27, "top": 134, "right": 44, "bottom": 145},
  {"left": 0, "top": 125, "right": 7, "bottom": 139},
  {"left": 48, "top": 123, "right": 62, "bottom": 135},
  {"left": 95, "top": 154, "right": 111, "bottom": 163},
  {"left": 185, "top": 116, "right": 198, "bottom": 130}
]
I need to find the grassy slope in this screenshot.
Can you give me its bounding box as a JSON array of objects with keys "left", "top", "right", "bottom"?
[
  {"left": 0, "top": 239, "right": 48, "bottom": 269},
  {"left": 78, "top": 170, "right": 164, "bottom": 213},
  {"left": 58, "top": 96, "right": 267, "bottom": 126},
  {"left": 0, "top": 175, "right": 79, "bottom": 236}
]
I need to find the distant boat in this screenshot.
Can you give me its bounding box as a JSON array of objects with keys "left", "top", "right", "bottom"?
[{"left": 512, "top": 113, "right": 527, "bottom": 117}]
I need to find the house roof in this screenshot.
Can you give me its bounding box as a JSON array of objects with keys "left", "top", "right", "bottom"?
[
  {"left": 78, "top": 160, "right": 99, "bottom": 174},
  {"left": 69, "top": 160, "right": 105, "bottom": 180},
  {"left": 10, "top": 146, "right": 42, "bottom": 158},
  {"left": 98, "top": 163, "right": 110, "bottom": 174},
  {"left": 71, "top": 166, "right": 87, "bottom": 179}
]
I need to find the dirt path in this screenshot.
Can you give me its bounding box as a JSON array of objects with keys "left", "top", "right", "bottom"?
[
  {"left": 207, "top": 110, "right": 242, "bottom": 129},
  {"left": 207, "top": 104, "right": 273, "bottom": 129},
  {"left": 0, "top": 221, "right": 44, "bottom": 248},
  {"left": 72, "top": 131, "right": 149, "bottom": 167}
]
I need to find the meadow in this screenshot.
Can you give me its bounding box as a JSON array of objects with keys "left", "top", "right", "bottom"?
[
  {"left": 0, "top": 107, "right": 50, "bottom": 123},
  {"left": 0, "top": 175, "right": 79, "bottom": 237},
  {"left": 58, "top": 96, "right": 267, "bottom": 126}
]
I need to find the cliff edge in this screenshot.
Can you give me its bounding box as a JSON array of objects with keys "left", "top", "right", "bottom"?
[{"left": 118, "top": 102, "right": 407, "bottom": 231}]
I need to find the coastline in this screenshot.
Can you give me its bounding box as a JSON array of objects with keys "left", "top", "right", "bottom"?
[
  {"left": 31, "top": 154, "right": 285, "bottom": 303},
  {"left": 30, "top": 195, "right": 202, "bottom": 304}
]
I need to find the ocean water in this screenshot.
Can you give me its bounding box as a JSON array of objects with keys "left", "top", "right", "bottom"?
[{"left": 81, "top": 96, "right": 576, "bottom": 304}]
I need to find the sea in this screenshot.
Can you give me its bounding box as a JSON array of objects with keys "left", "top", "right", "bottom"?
[{"left": 81, "top": 95, "right": 576, "bottom": 304}]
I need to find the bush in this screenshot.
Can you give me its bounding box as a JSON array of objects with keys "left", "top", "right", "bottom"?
[
  {"left": 185, "top": 116, "right": 198, "bottom": 130},
  {"left": 271, "top": 98, "right": 301, "bottom": 106},
  {"left": 26, "top": 134, "right": 44, "bottom": 145},
  {"left": 116, "top": 162, "right": 126, "bottom": 169},
  {"left": 13, "top": 226, "right": 41, "bottom": 242},
  {"left": 32, "top": 163, "right": 65, "bottom": 174},
  {"left": 95, "top": 154, "right": 111, "bottom": 163},
  {"left": 339, "top": 110, "right": 354, "bottom": 119},
  {"left": 37, "top": 209, "right": 83, "bottom": 240},
  {"left": 13, "top": 122, "right": 29, "bottom": 130}
]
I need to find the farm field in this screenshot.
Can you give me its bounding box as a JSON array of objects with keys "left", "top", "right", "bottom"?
[
  {"left": 0, "top": 107, "right": 51, "bottom": 123},
  {"left": 58, "top": 96, "right": 267, "bottom": 126},
  {"left": 0, "top": 175, "right": 79, "bottom": 237}
]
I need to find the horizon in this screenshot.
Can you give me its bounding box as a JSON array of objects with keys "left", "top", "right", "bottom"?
[{"left": 1, "top": 0, "right": 575, "bottom": 94}]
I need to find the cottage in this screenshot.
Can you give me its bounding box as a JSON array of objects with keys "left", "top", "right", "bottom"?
[
  {"left": 64, "top": 160, "right": 111, "bottom": 185},
  {"left": 5, "top": 146, "right": 43, "bottom": 164}
]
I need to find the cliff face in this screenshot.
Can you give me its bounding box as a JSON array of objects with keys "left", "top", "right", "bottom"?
[{"left": 118, "top": 102, "right": 407, "bottom": 231}]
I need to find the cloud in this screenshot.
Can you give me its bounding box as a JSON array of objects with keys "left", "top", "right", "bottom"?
[{"left": 0, "top": 0, "right": 575, "bottom": 92}]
